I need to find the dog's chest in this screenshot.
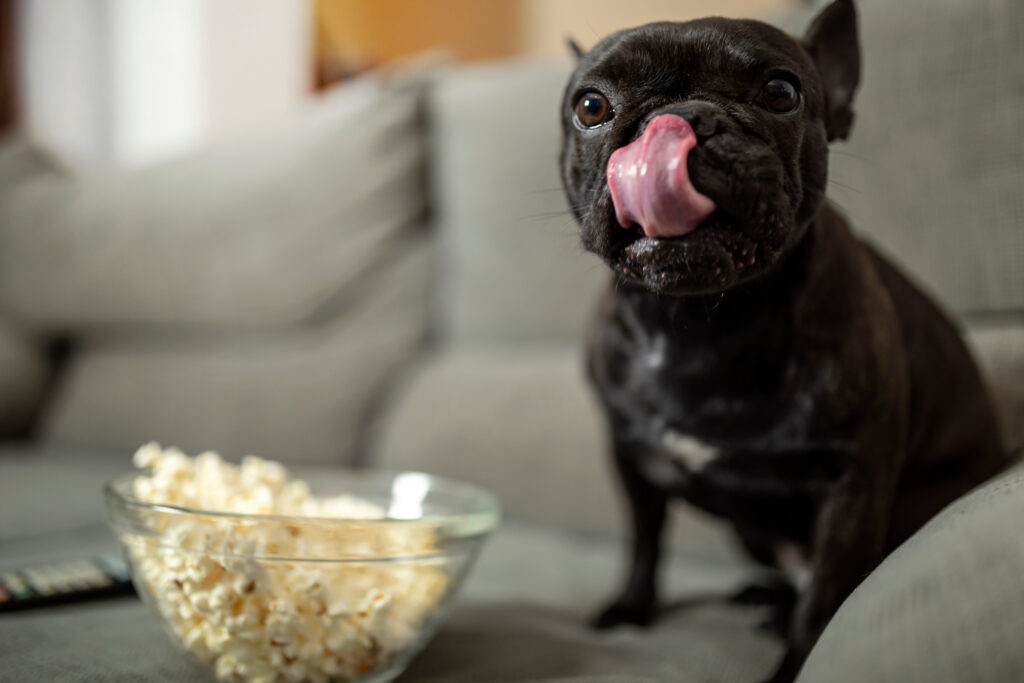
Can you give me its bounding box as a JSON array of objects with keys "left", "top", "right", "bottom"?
[{"left": 593, "top": 305, "right": 794, "bottom": 478}]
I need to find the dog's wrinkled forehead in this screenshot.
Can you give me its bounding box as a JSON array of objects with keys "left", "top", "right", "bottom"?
[{"left": 569, "top": 19, "right": 821, "bottom": 106}]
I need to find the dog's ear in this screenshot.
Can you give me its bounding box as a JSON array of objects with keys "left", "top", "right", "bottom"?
[
  {"left": 566, "top": 36, "right": 585, "bottom": 61},
  {"left": 803, "top": 0, "right": 860, "bottom": 141}
]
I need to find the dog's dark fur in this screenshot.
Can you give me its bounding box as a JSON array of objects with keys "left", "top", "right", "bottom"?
[{"left": 559, "top": 1, "right": 1010, "bottom": 680}]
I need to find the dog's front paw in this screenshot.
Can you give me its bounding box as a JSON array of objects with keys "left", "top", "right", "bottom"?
[{"left": 590, "top": 598, "right": 658, "bottom": 629}]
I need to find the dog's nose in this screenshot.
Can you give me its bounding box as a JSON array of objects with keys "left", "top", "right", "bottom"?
[
  {"left": 683, "top": 109, "right": 720, "bottom": 141},
  {"left": 645, "top": 102, "right": 722, "bottom": 143}
]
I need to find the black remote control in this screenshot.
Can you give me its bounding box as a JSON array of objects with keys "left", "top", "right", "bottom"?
[{"left": 0, "top": 554, "right": 136, "bottom": 613}]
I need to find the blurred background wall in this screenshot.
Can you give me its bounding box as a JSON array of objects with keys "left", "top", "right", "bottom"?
[
  {"left": 15, "top": 0, "right": 310, "bottom": 167},
  {"left": 5, "top": 0, "right": 799, "bottom": 169},
  {"left": 312, "top": 0, "right": 794, "bottom": 68},
  {"left": 522, "top": 0, "right": 795, "bottom": 58}
]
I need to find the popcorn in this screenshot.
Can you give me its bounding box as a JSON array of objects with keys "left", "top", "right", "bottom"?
[{"left": 124, "top": 444, "right": 448, "bottom": 682}]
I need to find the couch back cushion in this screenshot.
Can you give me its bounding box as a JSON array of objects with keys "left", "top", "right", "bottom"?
[
  {"left": 44, "top": 241, "right": 433, "bottom": 465},
  {"left": 429, "top": 61, "right": 606, "bottom": 346},
  {"left": 0, "top": 72, "right": 428, "bottom": 333}
]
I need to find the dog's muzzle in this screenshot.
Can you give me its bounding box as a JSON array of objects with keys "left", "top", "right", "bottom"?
[{"left": 606, "top": 115, "right": 717, "bottom": 239}]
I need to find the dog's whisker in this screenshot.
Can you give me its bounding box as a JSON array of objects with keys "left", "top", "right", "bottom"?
[
  {"left": 828, "top": 149, "right": 875, "bottom": 164},
  {"left": 827, "top": 178, "right": 862, "bottom": 194},
  {"left": 524, "top": 188, "right": 572, "bottom": 196},
  {"left": 519, "top": 211, "right": 574, "bottom": 222}
]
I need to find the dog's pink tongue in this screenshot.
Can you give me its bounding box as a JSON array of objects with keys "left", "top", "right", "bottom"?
[{"left": 607, "top": 115, "right": 716, "bottom": 239}]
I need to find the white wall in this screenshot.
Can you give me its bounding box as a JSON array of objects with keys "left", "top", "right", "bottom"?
[
  {"left": 17, "top": 0, "right": 311, "bottom": 169},
  {"left": 205, "top": 0, "right": 310, "bottom": 145},
  {"left": 107, "top": 0, "right": 206, "bottom": 168},
  {"left": 18, "top": 0, "right": 109, "bottom": 166}
]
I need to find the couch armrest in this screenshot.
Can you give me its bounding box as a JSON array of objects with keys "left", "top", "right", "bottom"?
[{"left": 798, "top": 463, "right": 1024, "bottom": 683}]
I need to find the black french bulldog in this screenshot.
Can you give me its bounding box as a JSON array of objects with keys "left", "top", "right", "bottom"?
[{"left": 559, "top": 1, "right": 1010, "bottom": 680}]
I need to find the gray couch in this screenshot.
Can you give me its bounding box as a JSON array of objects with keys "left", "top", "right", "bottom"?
[{"left": 1, "top": 0, "right": 1022, "bottom": 680}]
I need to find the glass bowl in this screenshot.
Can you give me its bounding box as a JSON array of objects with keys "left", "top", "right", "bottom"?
[{"left": 104, "top": 468, "right": 500, "bottom": 683}]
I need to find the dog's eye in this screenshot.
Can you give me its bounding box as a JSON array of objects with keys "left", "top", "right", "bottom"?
[
  {"left": 575, "top": 92, "right": 613, "bottom": 128},
  {"left": 761, "top": 79, "right": 799, "bottom": 113}
]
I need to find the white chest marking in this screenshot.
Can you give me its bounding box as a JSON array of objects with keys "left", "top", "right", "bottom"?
[
  {"left": 643, "top": 333, "right": 667, "bottom": 370},
  {"left": 660, "top": 430, "right": 719, "bottom": 472},
  {"left": 775, "top": 542, "right": 813, "bottom": 592}
]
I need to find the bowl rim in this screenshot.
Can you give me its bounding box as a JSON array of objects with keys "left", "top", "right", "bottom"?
[{"left": 104, "top": 466, "right": 501, "bottom": 537}]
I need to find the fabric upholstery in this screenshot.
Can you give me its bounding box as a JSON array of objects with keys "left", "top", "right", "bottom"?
[
  {"left": 43, "top": 240, "right": 433, "bottom": 465},
  {"left": 798, "top": 464, "right": 1024, "bottom": 683},
  {"left": 407, "top": 522, "right": 776, "bottom": 683},
  {"left": 428, "top": 61, "right": 607, "bottom": 346},
  {"left": 0, "top": 72, "right": 428, "bottom": 333}
]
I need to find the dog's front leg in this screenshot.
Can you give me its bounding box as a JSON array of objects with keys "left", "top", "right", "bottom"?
[
  {"left": 766, "top": 459, "right": 900, "bottom": 683},
  {"left": 593, "top": 439, "right": 669, "bottom": 629}
]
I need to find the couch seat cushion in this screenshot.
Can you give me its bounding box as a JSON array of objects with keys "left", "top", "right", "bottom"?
[{"left": 406, "top": 521, "right": 779, "bottom": 682}]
